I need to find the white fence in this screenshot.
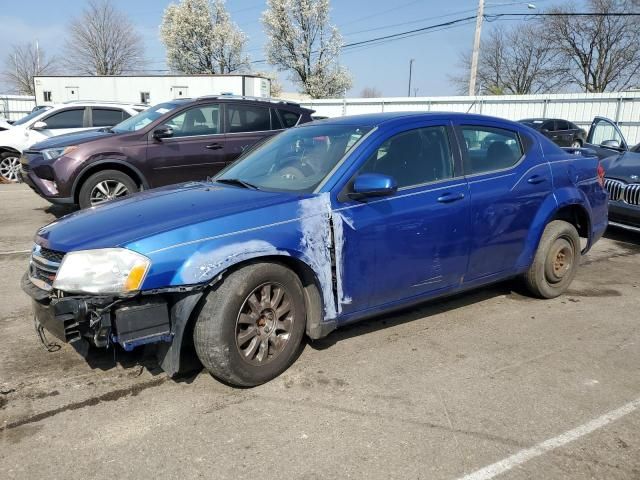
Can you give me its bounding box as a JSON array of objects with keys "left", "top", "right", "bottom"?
[
  {"left": 0, "top": 95, "right": 36, "bottom": 121},
  {"left": 300, "top": 91, "right": 640, "bottom": 146}
]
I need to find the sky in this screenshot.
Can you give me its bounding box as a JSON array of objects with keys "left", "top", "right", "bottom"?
[{"left": 0, "top": 0, "right": 587, "bottom": 97}]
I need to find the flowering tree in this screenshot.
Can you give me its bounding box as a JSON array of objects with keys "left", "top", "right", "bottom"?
[
  {"left": 160, "top": 0, "right": 249, "bottom": 74},
  {"left": 262, "top": 0, "right": 351, "bottom": 98}
]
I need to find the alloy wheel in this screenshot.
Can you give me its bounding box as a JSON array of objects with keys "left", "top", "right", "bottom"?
[
  {"left": 0, "top": 156, "right": 21, "bottom": 183},
  {"left": 89, "top": 180, "right": 130, "bottom": 205},
  {"left": 235, "top": 282, "right": 294, "bottom": 365}
]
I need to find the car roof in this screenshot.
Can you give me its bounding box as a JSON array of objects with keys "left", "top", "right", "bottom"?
[
  {"left": 48, "top": 101, "right": 145, "bottom": 109},
  {"left": 305, "top": 111, "right": 522, "bottom": 128}
]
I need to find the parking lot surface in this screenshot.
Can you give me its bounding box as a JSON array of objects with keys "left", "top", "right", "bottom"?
[{"left": 1, "top": 183, "right": 639, "bottom": 479}]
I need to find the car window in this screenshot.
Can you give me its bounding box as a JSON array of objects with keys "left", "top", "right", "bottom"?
[
  {"left": 359, "top": 126, "right": 453, "bottom": 188},
  {"left": 542, "top": 120, "right": 555, "bottom": 131},
  {"left": 556, "top": 120, "right": 570, "bottom": 131},
  {"left": 42, "top": 108, "right": 85, "bottom": 129},
  {"left": 271, "top": 109, "right": 283, "bottom": 129},
  {"left": 166, "top": 104, "right": 221, "bottom": 137},
  {"left": 12, "top": 107, "right": 52, "bottom": 126},
  {"left": 461, "top": 126, "right": 523, "bottom": 175},
  {"left": 280, "top": 110, "right": 301, "bottom": 128},
  {"left": 568, "top": 122, "right": 579, "bottom": 130},
  {"left": 227, "top": 105, "right": 271, "bottom": 133},
  {"left": 92, "top": 108, "right": 129, "bottom": 127},
  {"left": 590, "top": 119, "right": 624, "bottom": 146}
]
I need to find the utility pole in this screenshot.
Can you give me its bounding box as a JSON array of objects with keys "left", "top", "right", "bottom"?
[
  {"left": 35, "top": 40, "right": 40, "bottom": 72},
  {"left": 408, "top": 58, "right": 415, "bottom": 97},
  {"left": 468, "top": 0, "right": 485, "bottom": 96}
]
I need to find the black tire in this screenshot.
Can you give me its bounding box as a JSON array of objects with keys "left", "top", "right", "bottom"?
[
  {"left": 194, "top": 262, "right": 306, "bottom": 387},
  {"left": 78, "top": 169, "right": 137, "bottom": 209},
  {"left": 524, "top": 220, "right": 580, "bottom": 299}
]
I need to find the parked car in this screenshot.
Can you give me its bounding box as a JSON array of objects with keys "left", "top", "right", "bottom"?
[
  {"left": 0, "top": 102, "right": 145, "bottom": 183},
  {"left": 22, "top": 112, "right": 608, "bottom": 386},
  {"left": 584, "top": 116, "right": 640, "bottom": 232},
  {"left": 20, "top": 96, "right": 314, "bottom": 208},
  {"left": 519, "top": 118, "right": 587, "bottom": 148}
]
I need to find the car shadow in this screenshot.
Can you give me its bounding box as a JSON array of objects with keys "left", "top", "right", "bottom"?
[
  {"left": 40, "top": 204, "right": 78, "bottom": 219},
  {"left": 308, "top": 280, "right": 528, "bottom": 351},
  {"left": 604, "top": 226, "right": 640, "bottom": 245}
]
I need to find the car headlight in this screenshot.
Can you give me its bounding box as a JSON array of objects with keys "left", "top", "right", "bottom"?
[
  {"left": 42, "top": 145, "right": 77, "bottom": 161},
  {"left": 53, "top": 248, "right": 151, "bottom": 294}
]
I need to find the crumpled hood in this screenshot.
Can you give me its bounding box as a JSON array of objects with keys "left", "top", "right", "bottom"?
[
  {"left": 601, "top": 151, "right": 640, "bottom": 183},
  {"left": 36, "top": 182, "right": 303, "bottom": 252},
  {"left": 28, "top": 128, "right": 112, "bottom": 150}
]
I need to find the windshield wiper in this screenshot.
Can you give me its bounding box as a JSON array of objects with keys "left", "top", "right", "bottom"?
[{"left": 216, "top": 178, "right": 260, "bottom": 190}]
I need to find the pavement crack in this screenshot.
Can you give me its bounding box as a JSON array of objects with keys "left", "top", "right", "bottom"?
[{"left": 1, "top": 376, "right": 168, "bottom": 431}]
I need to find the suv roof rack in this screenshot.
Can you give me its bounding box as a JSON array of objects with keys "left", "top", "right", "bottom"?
[
  {"left": 62, "top": 100, "right": 148, "bottom": 107},
  {"left": 194, "top": 94, "right": 301, "bottom": 107}
]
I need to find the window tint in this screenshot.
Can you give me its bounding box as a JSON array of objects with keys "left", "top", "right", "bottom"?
[
  {"left": 92, "top": 108, "right": 128, "bottom": 127},
  {"left": 271, "top": 109, "right": 283, "bottom": 129},
  {"left": 541, "top": 120, "right": 555, "bottom": 131},
  {"left": 556, "top": 120, "right": 570, "bottom": 131},
  {"left": 359, "top": 126, "right": 453, "bottom": 188},
  {"left": 227, "top": 105, "right": 271, "bottom": 133},
  {"left": 166, "top": 104, "right": 221, "bottom": 137},
  {"left": 461, "top": 126, "right": 523, "bottom": 175},
  {"left": 280, "top": 110, "right": 301, "bottom": 128},
  {"left": 43, "top": 108, "right": 85, "bottom": 129}
]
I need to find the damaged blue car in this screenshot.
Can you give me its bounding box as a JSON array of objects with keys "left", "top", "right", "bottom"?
[{"left": 22, "top": 112, "right": 608, "bottom": 386}]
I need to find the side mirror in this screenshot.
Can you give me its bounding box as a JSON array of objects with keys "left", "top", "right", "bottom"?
[
  {"left": 32, "top": 121, "right": 47, "bottom": 130},
  {"left": 153, "top": 125, "right": 174, "bottom": 140},
  {"left": 601, "top": 139, "right": 621, "bottom": 149},
  {"left": 350, "top": 173, "right": 397, "bottom": 199}
]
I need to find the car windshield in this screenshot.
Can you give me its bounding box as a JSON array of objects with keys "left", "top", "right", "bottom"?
[
  {"left": 111, "top": 102, "right": 181, "bottom": 133},
  {"left": 12, "top": 107, "right": 52, "bottom": 126},
  {"left": 216, "top": 124, "right": 372, "bottom": 193}
]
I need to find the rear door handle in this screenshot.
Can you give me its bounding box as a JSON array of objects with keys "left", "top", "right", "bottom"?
[
  {"left": 206, "top": 143, "right": 223, "bottom": 150},
  {"left": 437, "top": 192, "right": 465, "bottom": 203},
  {"left": 527, "top": 175, "right": 546, "bottom": 184}
]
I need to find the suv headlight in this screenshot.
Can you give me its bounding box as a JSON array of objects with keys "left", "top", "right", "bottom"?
[
  {"left": 42, "top": 145, "right": 77, "bottom": 161},
  {"left": 53, "top": 248, "right": 151, "bottom": 294}
]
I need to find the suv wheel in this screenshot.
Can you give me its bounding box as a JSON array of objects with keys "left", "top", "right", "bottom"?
[
  {"left": 0, "top": 152, "right": 21, "bottom": 183},
  {"left": 524, "top": 220, "right": 580, "bottom": 299},
  {"left": 78, "top": 170, "right": 137, "bottom": 208},
  {"left": 194, "top": 262, "right": 306, "bottom": 387}
]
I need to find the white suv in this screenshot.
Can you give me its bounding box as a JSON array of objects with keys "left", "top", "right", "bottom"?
[{"left": 0, "top": 102, "right": 146, "bottom": 182}]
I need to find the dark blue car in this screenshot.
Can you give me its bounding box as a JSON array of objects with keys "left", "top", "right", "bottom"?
[{"left": 23, "top": 112, "right": 608, "bottom": 386}]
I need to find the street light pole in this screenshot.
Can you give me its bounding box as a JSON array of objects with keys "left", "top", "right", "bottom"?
[
  {"left": 468, "top": 0, "right": 485, "bottom": 96},
  {"left": 408, "top": 58, "right": 415, "bottom": 97}
]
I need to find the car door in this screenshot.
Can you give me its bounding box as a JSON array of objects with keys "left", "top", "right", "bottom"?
[
  {"left": 455, "top": 122, "right": 553, "bottom": 282},
  {"left": 540, "top": 120, "right": 559, "bottom": 144},
  {"left": 145, "top": 103, "right": 226, "bottom": 187},
  {"left": 29, "top": 107, "right": 88, "bottom": 144},
  {"left": 585, "top": 116, "right": 629, "bottom": 159},
  {"left": 336, "top": 122, "right": 470, "bottom": 313},
  {"left": 223, "top": 104, "right": 282, "bottom": 165},
  {"left": 90, "top": 107, "right": 131, "bottom": 128},
  {"left": 554, "top": 120, "right": 573, "bottom": 146}
]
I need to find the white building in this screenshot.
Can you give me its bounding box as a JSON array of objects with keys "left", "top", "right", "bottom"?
[{"left": 33, "top": 74, "right": 271, "bottom": 106}]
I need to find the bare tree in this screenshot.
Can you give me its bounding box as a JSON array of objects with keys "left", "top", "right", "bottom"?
[
  {"left": 160, "top": 0, "right": 249, "bottom": 74},
  {"left": 544, "top": 0, "right": 640, "bottom": 92},
  {"left": 64, "top": 0, "right": 145, "bottom": 75},
  {"left": 453, "top": 25, "right": 565, "bottom": 95},
  {"left": 361, "top": 87, "right": 382, "bottom": 98},
  {"left": 262, "top": 0, "right": 352, "bottom": 98},
  {"left": 2, "top": 42, "right": 58, "bottom": 95}
]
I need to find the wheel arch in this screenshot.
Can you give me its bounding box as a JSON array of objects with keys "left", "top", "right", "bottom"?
[
  {"left": 71, "top": 160, "right": 148, "bottom": 203},
  {"left": 0, "top": 146, "right": 22, "bottom": 156}
]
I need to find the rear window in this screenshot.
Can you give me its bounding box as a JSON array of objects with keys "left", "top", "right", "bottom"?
[
  {"left": 280, "top": 110, "right": 301, "bottom": 128},
  {"left": 227, "top": 105, "right": 271, "bottom": 133},
  {"left": 461, "top": 126, "right": 524, "bottom": 175},
  {"left": 92, "top": 108, "right": 128, "bottom": 127}
]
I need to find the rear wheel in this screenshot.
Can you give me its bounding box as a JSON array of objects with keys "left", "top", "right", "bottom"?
[
  {"left": 194, "top": 263, "right": 306, "bottom": 387},
  {"left": 78, "top": 169, "right": 137, "bottom": 208},
  {"left": 0, "top": 152, "right": 21, "bottom": 183},
  {"left": 524, "top": 220, "right": 580, "bottom": 299}
]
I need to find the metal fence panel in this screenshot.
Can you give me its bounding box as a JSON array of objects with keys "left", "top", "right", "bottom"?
[{"left": 0, "top": 95, "right": 36, "bottom": 121}]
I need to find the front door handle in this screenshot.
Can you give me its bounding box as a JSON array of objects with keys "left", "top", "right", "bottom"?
[
  {"left": 437, "top": 192, "right": 465, "bottom": 203},
  {"left": 206, "top": 143, "right": 223, "bottom": 150},
  {"left": 527, "top": 175, "right": 546, "bottom": 184}
]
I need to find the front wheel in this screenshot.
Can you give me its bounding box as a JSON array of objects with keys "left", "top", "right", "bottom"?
[
  {"left": 78, "top": 169, "right": 137, "bottom": 208},
  {"left": 194, "top": 263, "right": 306, "bottom": 387},
  {"left": 523, "top": 220, "right": 580, "bottom": 299},
  {"left": 0, "top": 152, "right": 21, "bottom": 183}
]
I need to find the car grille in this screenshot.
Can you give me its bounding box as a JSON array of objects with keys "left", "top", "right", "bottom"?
[
  {"left": 604, "top": 179, "right": 640, "bottom": 206},
  {"left": 29, "top": 245, "right": 65, "bottom": 291}
]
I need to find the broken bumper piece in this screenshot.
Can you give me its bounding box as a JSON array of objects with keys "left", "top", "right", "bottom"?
[{"left": 21, "top": 273, "right": 172, "bottom": 352}]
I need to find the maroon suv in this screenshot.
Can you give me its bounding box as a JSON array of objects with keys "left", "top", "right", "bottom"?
[{"left": 20, "top": 96, "right": 314, "bottom": 208}]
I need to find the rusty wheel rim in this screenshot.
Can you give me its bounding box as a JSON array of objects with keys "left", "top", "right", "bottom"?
[
  {"left": 235, "top": 282, "right": 293, "bottom": 366},
  {"left": 545, "top": 237, "right": 574, "bottom": 284}
]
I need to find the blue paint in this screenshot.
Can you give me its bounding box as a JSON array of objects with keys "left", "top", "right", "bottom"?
[{"left": 36, "top": 112, "right": 608, "bottom": 330}]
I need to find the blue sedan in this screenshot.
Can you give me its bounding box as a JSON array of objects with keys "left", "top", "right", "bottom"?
[{"left": 24, "top": 112, "right": 608, "bottom": 386}]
